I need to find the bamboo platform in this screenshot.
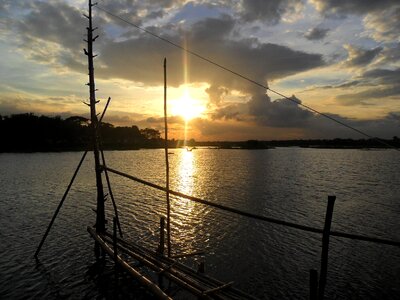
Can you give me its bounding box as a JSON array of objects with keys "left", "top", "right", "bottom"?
[{"left": 87, "top": 226, "right": 258, "bottom": 300}]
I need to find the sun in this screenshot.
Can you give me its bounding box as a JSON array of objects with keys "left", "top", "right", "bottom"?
[{"left": 171, "top": 88, "right": 205, "bottom": 121}]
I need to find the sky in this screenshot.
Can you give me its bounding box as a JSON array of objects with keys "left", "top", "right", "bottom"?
[{"left": 0, "top": 0, "right": 399, "bottom": 141}]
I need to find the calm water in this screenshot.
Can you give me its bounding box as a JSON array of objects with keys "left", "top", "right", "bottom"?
[{"left": 0, "top": 148, "right": 399, "bottom": 299}]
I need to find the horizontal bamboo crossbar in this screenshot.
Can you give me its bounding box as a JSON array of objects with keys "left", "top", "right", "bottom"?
[{"left": 103, "top": 166, "right": 400, "bottom": 247}]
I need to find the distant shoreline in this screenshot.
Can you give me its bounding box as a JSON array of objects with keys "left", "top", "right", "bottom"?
[
  {"left": 1, "top": 113, "right": 398, "bottom": 152},
  {"left": 0, "top": 140, "right": 397, "bottom": 153}
]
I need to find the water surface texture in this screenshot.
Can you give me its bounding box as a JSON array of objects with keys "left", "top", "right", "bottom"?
[{"left": 0, "top": 148, "right": 399, "bottom": 299}]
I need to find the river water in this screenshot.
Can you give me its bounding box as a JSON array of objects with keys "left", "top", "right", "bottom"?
[{"left": 0, "top": 148, "right": 399, "bottom": 299}]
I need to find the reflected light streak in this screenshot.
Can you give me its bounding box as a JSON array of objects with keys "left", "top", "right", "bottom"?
[{"left": 172, "top": 150, "right": 201, "bottom": 253}]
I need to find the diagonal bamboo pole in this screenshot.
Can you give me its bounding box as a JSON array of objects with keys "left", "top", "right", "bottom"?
[
  {"left": 34, "top": 151, "right": 88, "bottom": 258},
  {"left": 100, "top": 149, "right": 123, "bottom": 237},
  {"left": 34, "top": 87, "right": 111, "bottom": 258}
]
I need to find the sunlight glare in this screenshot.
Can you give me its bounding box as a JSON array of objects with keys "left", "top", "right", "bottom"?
[{"left": 171, "top": 88, "right": 205, "bottom": 121}]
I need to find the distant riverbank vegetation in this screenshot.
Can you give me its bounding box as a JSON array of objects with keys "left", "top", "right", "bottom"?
[{"left": 0, "top": 113, "right": 398, "bottom": 152}]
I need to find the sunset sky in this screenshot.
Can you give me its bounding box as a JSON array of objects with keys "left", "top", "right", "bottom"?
[{"left": 0, "top": 0, "right": 399, "bottom": 141}]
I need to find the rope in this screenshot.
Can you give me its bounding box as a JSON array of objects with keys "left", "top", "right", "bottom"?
[
  {"left": 95, "top": 4, "right": 398, "bottom": 151},
  {"left": 104, "top": 166, "right": 400, "bottom": 247}
]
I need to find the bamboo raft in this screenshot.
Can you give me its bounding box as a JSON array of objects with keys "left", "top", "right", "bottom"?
[{"left": 87, "top": 220, "right": 257, "bottom": 300}]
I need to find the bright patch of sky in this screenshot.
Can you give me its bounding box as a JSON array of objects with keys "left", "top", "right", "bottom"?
[{"left": 170, "top": 2, "right": 226, "bottom": 26}]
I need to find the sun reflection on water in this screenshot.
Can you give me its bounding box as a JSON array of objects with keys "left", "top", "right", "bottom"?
[
  {"left": 175, "top": 150, "right": 195, "bottom": 214},
  {"left": 171, "top": 150, "right": 209, "bottom": 255}
]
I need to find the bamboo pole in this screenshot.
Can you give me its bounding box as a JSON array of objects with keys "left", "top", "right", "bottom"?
[
  {"left": 103, "top": 167, "right": 400, "bottom": 247},
  {"left": 318, "top": 195, "right": 336, "bottom": 300},
  {"left": 100, "top": 149, "right": 123, "bottom": 237},
  {"left": 113, "top": 217, "right": 118, "bottom": 263},
  {"left": 115, "top": 242, "right": 207, "bottom": 298},
  {"left": 203, "top": 281, "right": 234, "bottom": 295},
  {"left": 86, "top": 0, "right": 106, "bottom": 240},
  {"left": 87, "top": 227, "right": 172, "bottom": 299},
  {"left": 103, "top": 232, "right": 257, "bottom": 299},
  {"left": 157, "top": 216, "right": 165, "bottom": 255},
  {"left": 309, "top": 269, "right": 318, "bottom": 300},
  {"left": 34, "top": 151, "right": 88, "bottom": 258},
  {"left": 35, "top": 88, "right": 111, "bottom": 259},
  {"left": 164, "top": 58, "right": 171, "bottom": 257}
]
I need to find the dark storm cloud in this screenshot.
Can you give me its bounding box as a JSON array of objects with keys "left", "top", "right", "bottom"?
[
  {"left": 304, "top": 27, "right": 329, "bottom": 41},
  {"left": 345, "top": 46, "right": 382, "bottom": 67}
]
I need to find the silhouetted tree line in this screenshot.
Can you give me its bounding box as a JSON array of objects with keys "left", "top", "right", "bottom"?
[
  {"left": 0, "top": 113, "right": 163, "bottom": 152},
  {"left": 1, "top": 113, "right": 398, "bottom": 152}
]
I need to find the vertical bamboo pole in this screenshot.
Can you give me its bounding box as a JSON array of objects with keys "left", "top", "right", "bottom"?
[
  {"left": 86, "top": 0, "right": 106, "bottom": 240},
  {"left": 158, "top": 216, "right": 165, "bottom": 255},
  {"left": 113, "top": 217, "right": 117, "bottom": 263},
  {"left": 309, "top": 269, "right": 318, "bottom": 300},
  {"left": 318, "top": 195, "right": 336, "bottom": 299},
  {"left": 164, "top": 58, "right": 171, "bottom": 257}
]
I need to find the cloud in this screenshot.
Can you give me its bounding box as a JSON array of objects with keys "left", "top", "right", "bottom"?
[
  {"left": 205, "top": 85, "right": 228, "bottom": 106},
  {"left": 238, "top": 0, "right": 304, "bottom": 24},
  {"left": 98, "top": 14, "right": 324, "bottom": 94},
  {"left": 310, "top": 0, "right": 399, "bottom": 16},
  {"left": 310, "top": 0, "right": 400, "bottom": 47},
  {"left": 210, "top": 102, "right": 247, "bottom": 121},
  {"left": 304, "top": 27, "right": 329, "bottom": 40},
  {"left": 97, "top": 0, "right": 187, "bottom": 26},
  {"left": 344, "top": 45, "right": 382, "bottom": 67},
  {"left": 364, "top": 7, "right": 400, "bottom": 42},
  {"left": 375, "top": 43, "right": 400, "bottom": 67},
  {"left": 362, "top": 68, "right": 400, "bottom": 85},
  {"left": 248, "top": 93, "right": 313, "bottom": 127},
  {"left": 335, "top": 67, "right": 400, "bottom": 105},
  {"left": 11, "top": 1, "right": 324, "bottom": 92},
  {"left": 209, "top": 91, "right": 314, "bottom": 128}
]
